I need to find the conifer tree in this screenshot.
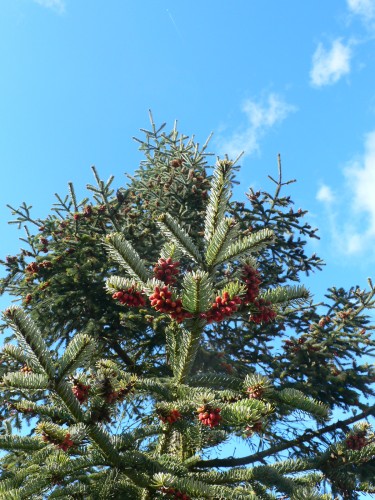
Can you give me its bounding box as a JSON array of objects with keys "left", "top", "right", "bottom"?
[{"left": 0, "top": 116, "right": 374, "bottom": 498}]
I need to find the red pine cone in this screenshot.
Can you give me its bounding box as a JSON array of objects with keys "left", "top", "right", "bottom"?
[
  {"left": 159, "top": 409, "right": 182, "bottom": 424},
  {"left": 245, "top": 420, "right": 263, "bottom": 436},
  {"left": 202, "top": 291, "right": 241, "bottom": 324},
  {"left": 246, "top": 385, "right": 264, "bottom": 399},
  {"left": 41, "top": 433, "right": 49, "bottom": 443},
  {"left": 24, "top": 294, "right": 32, "bottom": 304},
  {"left": 58, "top": 433, "right": 74, "bottom": 451},
  {"left": 149, "top": 285, "right": 191, "bottom": 323},
  {"left": 283, "top": 340, "right": 294, "bottom": 349},
  {"left": 25, "top": 262, "right": 39, "bottom": 274},
  {"left": 18, "top": 406, "right": 34, "bottom": 414},
  {"left": 160, "top": 487, "right": 191, "bottom": 500},
  {"left": 105, "top": 388, "right": 131, "bottom": 404},
  {"left": 170, "top": 158, "right": 183, "bottom": 168},
  {"left": 112, "top": 287, "right": 146, "bottom": 307},
  {"left": 197, "top": 405, "right": 222, "bottom": 428},
  {"left": 100, "top": 383, "right": 131, "bottom": 405},
  {"left": 72, "top": 382, "right": 91, "bottom": 404},
  {"left": 20, "top": 364, "right": 33, "bottom": 374},
  {"left": 83, "top": 205, "right": 92, "bottom": 217},
  {"left": 153, "top": 257, "right": 180, "bottom": 285},
  {"left": 346, "top": 432, "right": 367, "bottom": 450},
  {"left": 5, "top": 255, "right": 18, "bottom": 264},
  {"left": 39, "top": 281, "right": 50, "bottom": 290},
  {"left": 40, "top": 260, "right": 52, "bottom": 269},
  {"left": 105, "top": 391, "right": 121, "bottom": 404},
  {"left": 241, "top": 265, "right": 261, "bottom": 304},
  {"left": 220, "top": 362, "right": 234, "bottom": 374},
  {"left": 250, "top": 299, "right": 277, "bottom": 324},
  {"left": 42, "top": 432, "right": 74, "bottom": 451}
]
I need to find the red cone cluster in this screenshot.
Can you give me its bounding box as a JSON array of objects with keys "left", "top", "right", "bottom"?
[
  {"left": 149, "top": 285, "right": 190, "bottom": 323},
  {"left": 159, "top": 409, "right": 182, "bottom": 424},
  {"left": 246, "top": 384, "right": 264, "bottom": 399},
  {"left": 160, "top": 487, "right": 191, "bottom": 500},
  {"left": 203, "top": 291, "right": 241, "bottom": 324},
  {"left": 170, "top": 158, "right": 183, "bottom": 168},
  {"left": 42, "top": 432, "right": 74, "bottom": 451},
  {"left": 72, "top": 382, "right": 91, "bottom": 404},
  {"left": 153, "top": 257, "right": 180, "bottom": 285},
  {"left": 17, "top": 406, "right": 34, "bottom": 414},
  {"left": 24, "top": 294, "right": 32, "bottom": 304},
  {"left": 97, "top": 376, "right": 132, "bottom": 405},
  {"left": 245, "top": 420, "right": 263, "bottom": 436},
  {"left": 242, "top": 265, "right": 261, "bottom": 304},
  {"left": 39, "top": 237, "right": 49, "bottom": 252},
  {"left": 283, "top": 338, "right": 305, "bottom": 353},
  {"left": 58, "top": 433, "right": 74, "bottom": 451},
  {"left": 25, "top": 262, "right": 39, "bottom": 274},
  {"left": 240, "top": 265, "right": 277, "bottom": 324},
  {"left": 346, "top": 431, "right": 367, "bottom": 450},
  {"left": 39, "top": 281, "right": 50, "bottom": 291},
  {"left": 105, "top": 389, "right": 129, "bottom": 404},
  {"left": 40, "top": 260, "right": 52, "bottom": 269},
  {"left": 250, "top": 299, "right": 277, "bottom": 324},
  {"left": 112, "top": 287, "right": 146, "bottom": 307},
  {"left": 220, "top": 362, "right": 234, "bottom": 374},
  {"left": 83, "top": 205, "right": 92, "bottom": 217},
  {"left": 197, "top": 405, "right": 222, "bottom": 428},
  {"left": 20, "top": 364, "right": 33, "bottom": 374},
  {"left": 5, "top": 255, "right": 18, "bottom": 265}
]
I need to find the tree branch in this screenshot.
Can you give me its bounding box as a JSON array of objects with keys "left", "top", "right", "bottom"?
[
  {"left": 193, "top": 404, "right": 375, "bottom": 469},
  {"left": 103, "top": 336, "right": 140, "bottom": 374}
]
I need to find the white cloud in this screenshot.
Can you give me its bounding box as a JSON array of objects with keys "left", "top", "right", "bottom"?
[
  {"left": 316, "top": 184, "right": 335, "bottom": 204},
  {"left": 346, "top": 233, "right": 363, "bottom": 254},
  {"left": 219, "top": 94, "right": 296, "bottom": 159},
  {"left": 345, "top": 131, "right": 375, "bottom": 233},
  {"left": 310, "top": 39, "right": 352, "bottom": 87},
  {"left": 33, "top": 0, "right": 65, "bottom": 14},
  {"left": 317, "top": 131, "right": 375, "bottom": 257},
  {"left": 347, "top": 0, "right": 375, "bottom": 21}
]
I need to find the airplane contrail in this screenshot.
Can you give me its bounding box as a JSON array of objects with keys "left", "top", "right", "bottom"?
[{"left": 166, "top": 8, "right": 184, "bottom": 42}]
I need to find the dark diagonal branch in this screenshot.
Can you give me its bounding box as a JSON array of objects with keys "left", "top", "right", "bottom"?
[{"left": 193, "top": 404, "right": 375, "bottom": 469}]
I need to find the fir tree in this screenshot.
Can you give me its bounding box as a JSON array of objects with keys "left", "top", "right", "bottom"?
[{"left": 0, "top": 115, "right": 374, "bottom": 498}]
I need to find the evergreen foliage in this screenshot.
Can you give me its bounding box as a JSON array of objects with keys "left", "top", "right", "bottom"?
[{"left": 0, "top": 116, "right": 374, "bottom": 498}]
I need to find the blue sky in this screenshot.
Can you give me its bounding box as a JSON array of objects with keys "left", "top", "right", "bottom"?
[{"left": 1, "top": 0, "right": 375, "bottom": 303}]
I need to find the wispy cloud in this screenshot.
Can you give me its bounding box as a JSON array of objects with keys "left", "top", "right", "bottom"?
[
  {"left": 344, "top": 131, "right": 375, "bottom": 233},
  {"left": 347, "top": 0, "right": 375, "bottom": 23},
  {"left": 310, "top": 39, "right": 352, "bottom": 87},
  {"left": 316, "top": 184, "right": 335, "bottom": 204},
  {"left": 219, "top": 94, "right": 296, "bottom": 160},
  {"left": 33, "top": 0, "right": 65, "bottom": 14},
  {"left": 316, "top": 130, "right": 375, "bottom": 256}
]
